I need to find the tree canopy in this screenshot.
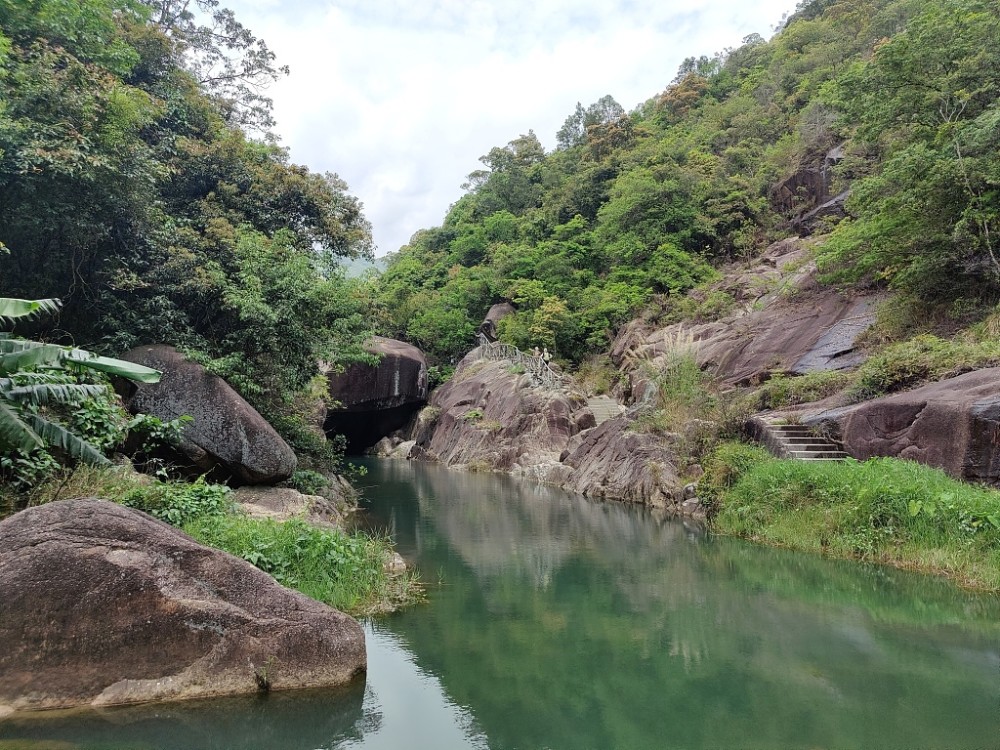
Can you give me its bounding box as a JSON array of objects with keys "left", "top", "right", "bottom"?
[
  {"left": 370, "top": 0, "right": 1000, "bottom": 366},
  {"left": 0, "top": 0, "right": 375, "bottom": 456}
]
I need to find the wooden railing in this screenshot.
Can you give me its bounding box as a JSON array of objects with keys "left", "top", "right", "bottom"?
[{"left": 475, "top": 333, "right": 562, "bottom": 388}]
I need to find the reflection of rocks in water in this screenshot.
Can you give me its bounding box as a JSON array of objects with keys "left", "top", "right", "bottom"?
[
  {"left": 361, "top": 460, "right": 1000, "bottom": 750},
  {"left": 0, "top": 680, "right": 370, "bottom": 750},
  {"left": 371, "top": 459, "right": 709, "bottom": 606}
]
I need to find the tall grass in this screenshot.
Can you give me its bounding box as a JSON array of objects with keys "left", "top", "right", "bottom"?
[
  {"left": 709, "top": 445, "right": 1000, "bottom": 591},
  {"left": 185, "top": 515, "right": 422, "bottom": 616}
]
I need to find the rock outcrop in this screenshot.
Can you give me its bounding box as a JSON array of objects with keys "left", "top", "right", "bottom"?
[
  {"left": 121, "top": 345, "right": 296, "bottom": 485},
  {"left": 0, "top": 499, "right": 365, "bottom": 714},
  {"left": 477, "top": 302, "right": 516, "bottom": 341},
  {"left": 612, "top": 238, "right": 877, "bottom": 397},
  {"left": 414, "top": 356, "right": 586, "bottom": 474},
  {"left": 806, "top": 368, "right": 1000, "bottom": 484},
  {"left": 325, "top": 337, "right": 428, "bottom": 452},
  {"left": 232, "top": 486, "right": 347, "bottom": 529},
  {"left": 410, "top": 354, "right": 689, "bottom": 514},
  {"left": 771, "top": 142, "right": 846, "bottom": 219},
  {"left": 553, "top": 415, "right": 682, "bottom": 509}
]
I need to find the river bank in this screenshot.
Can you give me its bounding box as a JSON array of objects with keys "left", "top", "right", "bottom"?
[
  {"left": 5, "top": 458, "right": 997, "bottom": 749},
  {"left": 703, "top": 442, "right": 1000, "bottom": 592}
]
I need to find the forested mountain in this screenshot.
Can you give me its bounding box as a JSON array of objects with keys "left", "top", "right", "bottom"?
[
  {"left": 371, "top": 0, "right": 1000, "bottom": 365},
  {"left": 0, "top": 0, "right": 375, "bottom": 448}
]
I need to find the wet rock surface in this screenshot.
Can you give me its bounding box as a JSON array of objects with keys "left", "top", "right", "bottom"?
[
  {"left": 612, "top": 239, "right": 876, "bottom": 395},
  {"left": 0, "top": 499, "right": 366, "bottom": 714},
  {"left": 121, "top": 345, "right": 296, "bottom": 485}
]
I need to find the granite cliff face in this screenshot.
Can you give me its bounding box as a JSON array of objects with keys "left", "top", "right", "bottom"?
[
  {"left": 406, "top": 234, "right": 1000, "bottom": 506},
  {"left": 407, "top": 354, "right": 687, "bottom": 514}
]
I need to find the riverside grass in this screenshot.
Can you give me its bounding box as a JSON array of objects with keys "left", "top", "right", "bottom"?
[
  {"left": 13, "top": 465, "right": 421, "bottom": 616},
  {"left": 707, "top": 444, "right": 1000, "bottom": 591},
  {"left": 184, "top": 515, "right": 421, "bottom": 616}
]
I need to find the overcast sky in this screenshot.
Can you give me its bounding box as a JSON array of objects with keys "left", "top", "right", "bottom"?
[{"left": 225, "top": 0, "right": 800, "bottom": 256}]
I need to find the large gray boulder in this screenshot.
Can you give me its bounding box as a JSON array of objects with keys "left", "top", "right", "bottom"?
[
  {"left": 325, "top": 337, "right": 428, "bottom": 452},
  {"left": 808, "top": 368, "right": 1000, "bottom": 484},
  {"left": 121, "top": 345, "right": 296, "bottom": 485},
  {"left": 0, "top": 499, "right": 366, "bottom": 715}
]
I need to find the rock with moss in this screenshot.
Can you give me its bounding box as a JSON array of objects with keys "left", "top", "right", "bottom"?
[
  {"left": 120, "top": 345, "right": 296, "bottom": 485},
  {"left": 0, "top": 498, "right": 365, "bottom": 715}
]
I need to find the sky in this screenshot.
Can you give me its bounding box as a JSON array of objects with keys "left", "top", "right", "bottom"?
[{"left": 224, "top": 0, "right": 801, "bottom": 256}]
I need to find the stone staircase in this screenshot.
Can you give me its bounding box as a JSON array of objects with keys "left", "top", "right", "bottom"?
[
  {"left": 587, "top": 396, "right": 624, "bottom": 425},
  {"left": 752, "top": 420, "right": 850, "bottom": 461}
]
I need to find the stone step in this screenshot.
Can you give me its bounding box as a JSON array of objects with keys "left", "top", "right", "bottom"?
[
  {"left": 778, "top": 436, "right": 833, "bottom": 445},
  {"left": 586, "top": 396, "right": 624, "bottom": 426},
  {"left": 779, "top": 443, "right": 837, "bottom": 452},
  {"left": 769, "top": 425, "right": 817, "bottom": 435},
  {"left": 786, "top": 450, "right": 850, "bottom": 460}
]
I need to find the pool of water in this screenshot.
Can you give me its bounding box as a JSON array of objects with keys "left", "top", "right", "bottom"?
[{"left": 3, "top": 459, "right": 999, "bottom": 749}]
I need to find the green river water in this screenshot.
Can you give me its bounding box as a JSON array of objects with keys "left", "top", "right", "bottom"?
[{"left": 2, "top": 458, "right": 999, "bottom": 749}]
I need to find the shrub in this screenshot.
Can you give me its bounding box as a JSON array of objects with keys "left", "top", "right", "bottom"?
[
  {"left": 184, "top": 515, "right": 422, "bottom": 615},
  {"left": 289, "top": 469, "right": 331, "bottom": 496},
  {"left": 748, "top": 370, "right": 853, "bottom": 410},
  {"left": 848, "top": 335, "right": 1000, "bottom": 401},
  {"left": 118, "top": 475, "right": 234, "bottom": 526}
]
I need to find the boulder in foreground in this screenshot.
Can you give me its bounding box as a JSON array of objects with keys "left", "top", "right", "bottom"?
[{"left": 0, "top": 499, "right": 365, "bottom": 715}]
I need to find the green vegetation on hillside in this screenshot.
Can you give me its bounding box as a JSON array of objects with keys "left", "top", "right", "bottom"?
[
  {"left": 0, "top": 0, "right": 375, "bottom": 470},
  {"left": 370, "top": 0, "right": 1000, "bottom": 368},
  {"left": 0, "top": 2, "right": 412, "bottom": 611}
]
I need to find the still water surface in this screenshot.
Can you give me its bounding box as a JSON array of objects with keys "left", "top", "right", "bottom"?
[{"left": 2, "top": 459, "right": 999, "bottom": 749}]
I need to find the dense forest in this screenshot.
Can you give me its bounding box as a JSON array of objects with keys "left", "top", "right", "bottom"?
[
  {"left": 0, "top": 0, "right": 376, "bottom": 463},
  {"left": 371, "top": 0, "right": 1000, "bottom": 366}
]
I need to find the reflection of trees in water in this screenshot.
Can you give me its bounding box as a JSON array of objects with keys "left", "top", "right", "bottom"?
[{"left": 364, "top": 460, "right": 1000, "bottom": 750}]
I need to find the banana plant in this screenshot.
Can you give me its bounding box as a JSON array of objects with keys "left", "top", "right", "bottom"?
[{"left": 0, "top": 297, "right": 161, "bottom": 466}]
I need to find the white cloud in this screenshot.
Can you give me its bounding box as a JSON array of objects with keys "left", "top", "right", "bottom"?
[{"left": 225, "top": 0, "right": 799, "bottom": 255}]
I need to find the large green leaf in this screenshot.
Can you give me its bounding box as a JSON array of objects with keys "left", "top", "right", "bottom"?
[
  {"left": 0, "top": 344, "right": 66, "bottom": 376},
  {"left": 0, "top": 401, "right": 44, "bottom": 453},
  {"left": 63, "top": 351, "right": 162, "bottom": 384},
  {"left": 3, "top": 382, "right": 108, "bottom": 407},
  {"left": 23, "top": 414, "right": 109, "bottom": 466},
  {"left": 0, "top": 297, "right": 61, "bottom": 324}
]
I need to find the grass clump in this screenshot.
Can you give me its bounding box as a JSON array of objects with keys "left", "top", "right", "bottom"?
[
  {"left": 710, "top": 450, "right": 1000, "bottom": 591},
  {"left": 747, "top": 370, "right": 853, "bottom": 410},
  {"left": 184, "top": 515, "right": 421, "bottom": 616},
  {"left": 849, "top": 334, "right": 1000, "bottom": 402}
]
